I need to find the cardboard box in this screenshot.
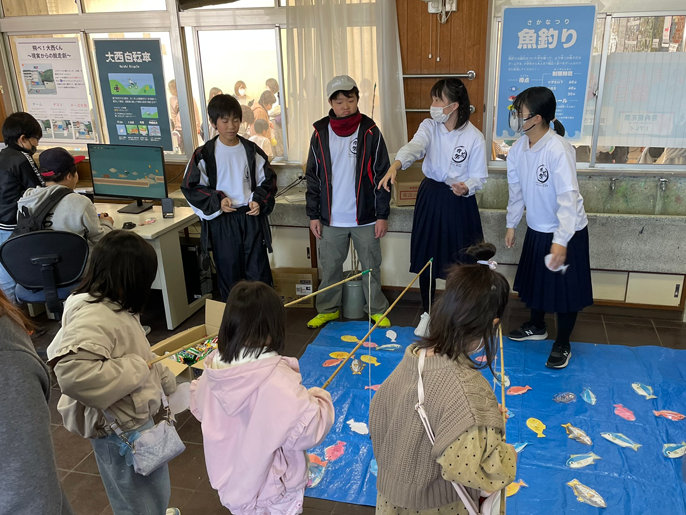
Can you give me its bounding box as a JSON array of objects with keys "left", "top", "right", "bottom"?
[
  {"left": 273, "top": 267, "right": 318, "bottom": 308},
  {"left": 150, "top": 299, "right": 225, "bottom": 378},
  {"left": 393, "top": 165, "right": 426, "bottom": 206}
]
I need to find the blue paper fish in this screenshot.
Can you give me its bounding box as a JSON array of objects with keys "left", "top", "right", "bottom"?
[
  {"left": 663, "top": 442, "right": 686, "bottom": 459},
  {"left": 513, "top": 441, "right": 530, "bottom": 453},
  {"left": 601, "top": 432, "right": 641, "bottom": 451},
  {"left": 307, "top": 454, "right": 328, "bottom": 489},
  {"left": 632, "top": 382, "right": 657, "bottom": 400},
  {"left": 566, "top": 452, "right": 602, "bottom": 469},
  {"left": 553, "top": 392, "right": 577, "bottom": 404},
  {"left": 506, "top": 408, "right": 515, "bottom": 419},
  {"left": 370, "top": 458, "right": 378, "bottom": 476},
  {"left": 581, "top": 387, "right": 597, "bottom": 405},
  {"left": 495, "top": 372, "right": 511, "bottom": 387}
]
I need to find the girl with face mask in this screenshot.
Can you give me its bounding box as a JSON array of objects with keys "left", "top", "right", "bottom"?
[
  {"left": 504, "top": 86, "right": 592, "bottom": 370},
  {"left": 233, "top": 80, "right": 253, "bottom": 107},
  {"left": 378, "top": 79, "right": 488, "bottom": 338}
]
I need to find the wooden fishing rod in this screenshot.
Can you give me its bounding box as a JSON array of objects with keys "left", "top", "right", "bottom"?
[
  {"left": 284, "top": 269, "right": 371, "bottom": 307},
  {"left": 499, "top": 325, "right": 507, "bottom": 432},
  {"left": 147, "top": 332, "right": 218, "bottom": 366},
  {"left": 321, "top": 259, "right": 433, "bottom": 390}
]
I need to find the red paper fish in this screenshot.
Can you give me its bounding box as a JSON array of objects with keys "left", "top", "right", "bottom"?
[
  {"left": 507, "top": 386, "right": 532, "bottom": 396},
  {"left": 654, "top": 410, "right": 686, "bottom": 421},
  {"left": 474, "top": 355, "right": 487, "bottom": 363},
  {"left": 325, "top": 441, "right": 346, "bottom": 462},
  {"left": 614, "top": 404, "right": 636, "bottom": 421},
  {"left": 363, "top": 342, "right": 378, "bottom": 348},
  {"left": 323, "top": 359, "right": 342, "bottom": 367},
  {"left": 365, "top": 385, "right": 381, "bottom": 392}
]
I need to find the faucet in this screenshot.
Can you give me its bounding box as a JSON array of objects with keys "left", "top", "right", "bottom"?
[
  {"left": 610, "top": 177, "right": 617, "bottom": 191},
  {"left": 659, "top": 178, "right": 668, "bottom": 193}
]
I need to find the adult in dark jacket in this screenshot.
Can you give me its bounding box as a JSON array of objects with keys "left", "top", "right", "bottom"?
[
  {"left": 305, "top": 75, "right": 391, "bottom": 329},
  {"left": 0, "top": 289, "right": 73, "bottom": 515},
  {"left": 0, "top": 112, "right": 45, "bottom": 302}
]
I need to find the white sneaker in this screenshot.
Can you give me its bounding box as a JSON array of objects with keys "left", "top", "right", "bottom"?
[
  {"left": 166, "top": 509, "right": 181, "bottom": 515},
  {"left": 414, "top": 312, "right": 430, "bottom": 337}
]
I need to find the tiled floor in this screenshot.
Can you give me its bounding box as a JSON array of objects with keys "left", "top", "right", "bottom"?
[{"left": 35, "top": 292, "right": 685, "bottom": 515}]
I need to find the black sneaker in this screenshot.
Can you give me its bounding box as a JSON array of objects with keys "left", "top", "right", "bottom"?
[
  {"left": 546, "top": 343, "right": 572, "bottom": 369},
  {"left": 508, "top": 322, "right": 548, "bottom": 341}
]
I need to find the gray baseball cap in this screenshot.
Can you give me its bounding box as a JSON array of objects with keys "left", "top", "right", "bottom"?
[{"left": 326, "top": 75, "right": 358, "bottom": 99}]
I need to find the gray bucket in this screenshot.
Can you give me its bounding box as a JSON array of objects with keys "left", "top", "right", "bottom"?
[{"left": 342, "top": 271, "right": 365, "bottom": 319}]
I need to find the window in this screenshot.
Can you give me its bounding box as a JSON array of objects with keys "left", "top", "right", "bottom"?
[
  {"left": 83, "top": 0, "right": 166, "bottom": 12},
  {"left": 2, "top": 0, "right": 77, "bottom": 16},
  {"left": 191, "top": 0, "right": 276, "bottom": 9}
]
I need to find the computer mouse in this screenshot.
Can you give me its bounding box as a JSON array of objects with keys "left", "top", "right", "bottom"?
[{"left": 122, "top": 222, "right": 137, "bottom": 230}]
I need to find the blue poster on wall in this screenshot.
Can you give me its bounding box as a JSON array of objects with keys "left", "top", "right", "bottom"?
[
  {"left": 94, "top": 39, "right": 173, "bottom": 151},
  {"left": 496, "top": 5, "right": 596, "bottom": 140}
]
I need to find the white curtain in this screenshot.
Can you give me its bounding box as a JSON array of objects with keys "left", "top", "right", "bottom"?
[{"left": 285, "top": 0, "right": 407, "bottom": 164}]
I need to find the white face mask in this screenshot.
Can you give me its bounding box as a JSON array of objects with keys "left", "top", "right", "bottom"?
[
  {"left": 430, "top": 103, "right": 456, "bottom": 124},
  {"left": 239, "top": 88, "right": 246, "bottom": 96}
]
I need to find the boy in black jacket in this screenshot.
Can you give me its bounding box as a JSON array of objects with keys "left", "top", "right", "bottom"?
[
  {"left": 182, "top": 95, "right": 277, "bottom": 301},
  {"left": 0, "top": 112, "right": 45, "bottom": 303},
  {"left": 306, "top": 75, "right": 391, "bottom": 329}
]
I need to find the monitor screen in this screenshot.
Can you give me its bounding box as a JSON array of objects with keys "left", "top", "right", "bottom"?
[{"left": 87, "top": 144, "right": 167, "bottom": 200}]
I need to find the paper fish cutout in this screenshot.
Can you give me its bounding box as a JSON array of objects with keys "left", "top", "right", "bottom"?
[
  {"left": 527, "top": 418, "right": 546, "bottom": 438},
  {"left": 663, "top": 442, "right": 686, "bottom": 459},
  {"left": 495, "top": 372, "right": 510, "bottom": 387},
  {"left": 562, "top": 423, "right": 592, "bottom": 446},
  {"left": 350, "top": 359, "right": 365, "bottom": 375},
  {"left": 506, "top": 479, "right": 528, "bottom": 497},
  {"left": 385, "top": 330, "right": 397, "bottom": 342},
  {"left": 553, "top": 392, "right": 577, "bottom": 404},
  {"left": 654, "top": 410, "right": 685, "bottom": 421},
  {"left": 513, "top": 442, "right": 530, "bottom": 454},
  {"left": 325, "top": 441, "right": 346, "bottom": 461},
  {"left": 341, "top": 335, "right": 358, "bottom": 343},
  {"left": 632, "top": 382, "right": 657, "bottom": 400},
  {"left": 370, "top": 458, "right": 378, "bottom": 476},
  {"left": 614, "top": 404, "right": 636, "bottom": 421},
  {"left": 346, "top": 419, "right": 369, "bottom": 435},
  {"left": 581, "top": 387, "right": 597, "bottom": 405},
  {"left": 360, "top": 355, "right": 379, "bottom": 366},
  {"left": 507, "top": 386, "right": 532, "bottom": 396},
  {"left": 307, "top": 454, "right": 328, "bottom": 488},
  {"left": 566, "top": 452, "right": 602, "bottom": 469},
  {"left": 474, "top": 355, "right": 488, "bottom": 363},
  {"left": 567, "top": 479, "right": 607, "bottom": 508},
  {"left": 545, "top": 254, "right": 569, "bottom": 274},
  {"left": 362, "top": 342, "right": 378, "bottom": 348},
  {"left": 365, "top": 385, "right": 381, "bottom": 392},
  {"left": 601, "top": 432, "right": 641, "bottom": 451},
  {"left": 330, "top": 351, "right": 351, "bottom": 359},
  {"left": 323, "top": 359, "right": 342, "bottom": 367},
  {"left": 377, "top": 344, "right": 401, "bottom": 351},
  {"left": 506, "top": 408, "right": 515, "bottom": 419}
]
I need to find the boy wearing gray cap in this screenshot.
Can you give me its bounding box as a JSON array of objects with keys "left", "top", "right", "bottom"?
[{"left": 305, "top": 75, "right": 391, "bottom": 329}]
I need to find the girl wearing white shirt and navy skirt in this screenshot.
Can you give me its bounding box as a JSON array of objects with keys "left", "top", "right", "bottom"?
[
  {"left": 379, "top": 79, "right": 488, "bottom": 337},
  {"left": 505, "top": 87, "right": 593, "bottom": 369}
]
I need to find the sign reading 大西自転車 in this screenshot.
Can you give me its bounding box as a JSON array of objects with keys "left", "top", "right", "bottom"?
[
  {"left": 496, "top": 5, "right": 597, "bottom": 141},
  {"left": 94, "top": 39, "right": 172, "bottom": 151}
]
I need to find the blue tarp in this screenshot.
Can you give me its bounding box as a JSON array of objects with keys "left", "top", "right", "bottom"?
[{"left": 300, "top": 321, "right": 686, "bottom": 513}]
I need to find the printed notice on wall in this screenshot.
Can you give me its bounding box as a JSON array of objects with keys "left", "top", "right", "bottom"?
[
  {"left": 16, "top": 37, "right": 94, "bottom": 144},
  {"left": 94, "top": 39, "right": 172, "bottom": 151},
  {"left": 496, "top": 5, "right": 597, "bottom": 140}
]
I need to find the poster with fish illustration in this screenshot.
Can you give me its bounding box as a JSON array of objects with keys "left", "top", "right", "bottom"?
[{"left": 297, "top": 320, "right": 686, "bottom": 513}]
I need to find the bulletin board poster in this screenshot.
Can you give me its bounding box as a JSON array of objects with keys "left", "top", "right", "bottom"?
[
  {"left": 94, "top": 39, "right": 172, "bottom": 151},
  {"left": 495, "top": 5, "right": 597, "bottom": 140},
  {"left": 16, "top": 38, "right": 94, "bottom": 144}
]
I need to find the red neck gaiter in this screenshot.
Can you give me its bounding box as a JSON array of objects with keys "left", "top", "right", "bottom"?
[{"left": 329, "top": 110, "right": 362, "bottom": 137}]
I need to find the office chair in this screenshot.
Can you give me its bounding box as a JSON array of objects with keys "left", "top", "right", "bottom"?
[{"left": 0, "top": 231, "right": 89, "bottom": 320}]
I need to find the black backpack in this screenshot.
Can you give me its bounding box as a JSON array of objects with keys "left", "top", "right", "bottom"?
[{"left": 12, "top": 187, "right": 73, "bottom": 238}]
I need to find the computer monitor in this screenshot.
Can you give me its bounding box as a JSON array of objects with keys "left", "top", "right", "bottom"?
[{"left": 87, "top": 144, "right": 168, "bottom": 214}]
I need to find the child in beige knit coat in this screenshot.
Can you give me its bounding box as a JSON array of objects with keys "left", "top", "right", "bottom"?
[{"left": 370, "top": 243, "right": 517, "bottom": 515}]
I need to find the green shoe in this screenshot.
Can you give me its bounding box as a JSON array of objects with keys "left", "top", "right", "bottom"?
[
  {"left": 371, "top": 314, "right": 391, "bottom": 328},
  {"left": 307, "top": 311, "right": 340, "bottom": 329}
]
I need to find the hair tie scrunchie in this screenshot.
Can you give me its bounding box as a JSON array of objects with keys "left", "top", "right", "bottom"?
[{"left": 477, "top": 260, "right": 497, "bottom": 270}]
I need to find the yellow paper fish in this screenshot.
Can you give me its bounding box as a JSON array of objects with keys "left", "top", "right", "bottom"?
[
  {"left": 330, "top": 352, "right": 351, "bottom": 359},
  {"left": 341, "top": 335, "right": 359, "bottom": 343},
  {"left": 527, "top": 418, "right": 547, "bottom": 438},
  {"left": 506, "top": 479, "right": 528, "bottom": 497},
  {"left": 361, "top": 355, "right": 379, "bottom": 366}
]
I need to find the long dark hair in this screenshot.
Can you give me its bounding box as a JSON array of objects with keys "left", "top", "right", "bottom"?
[
  {"left": 218, "top": 281, "right": 285, "bottom": 363},
  {"left": 417, "top": 243, "right": 510, "bottom": 370},
  {"left": 512, "top": 86, "right": 565, "bottom": 136},
  {"left": 430, "top": 78, "right": 471, "bottom": 130},
  {"left": 73, "top": 230, "right": 158, "bottom": 314}
]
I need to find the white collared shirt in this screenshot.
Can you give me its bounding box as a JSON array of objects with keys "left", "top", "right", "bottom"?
[
  {"left": 506, "top": 129, "right": 588, "bottom": 246},
  {"left": 395, "top": 119, "right": 488, "bottom": 196}
]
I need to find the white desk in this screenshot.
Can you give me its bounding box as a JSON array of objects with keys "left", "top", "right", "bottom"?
[{"left": 96, "top": 203, "right": 210, "bottom": 330}]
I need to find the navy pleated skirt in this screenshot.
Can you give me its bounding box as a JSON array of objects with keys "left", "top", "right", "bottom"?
[
  {"left": 514, "top": 226, "right": 593, "bottom": 313},
  {"left": 410, "top": 177, "right": 484, "bottom": 279}
]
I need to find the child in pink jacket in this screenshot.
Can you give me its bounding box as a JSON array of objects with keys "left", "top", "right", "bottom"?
[{"left": 190, "top": 281, "right": 335, "bottom": 515}]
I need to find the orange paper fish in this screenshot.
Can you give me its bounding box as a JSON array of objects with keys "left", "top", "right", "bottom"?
[
  {"left": 654, "top": 410, "right": 685, "bottom": 421},
  {"left": 507, "top": 386, "right": 532, "bottom": 396},
  {"left": 323, "top": 359, "right": 342, "bottom": 367}
]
